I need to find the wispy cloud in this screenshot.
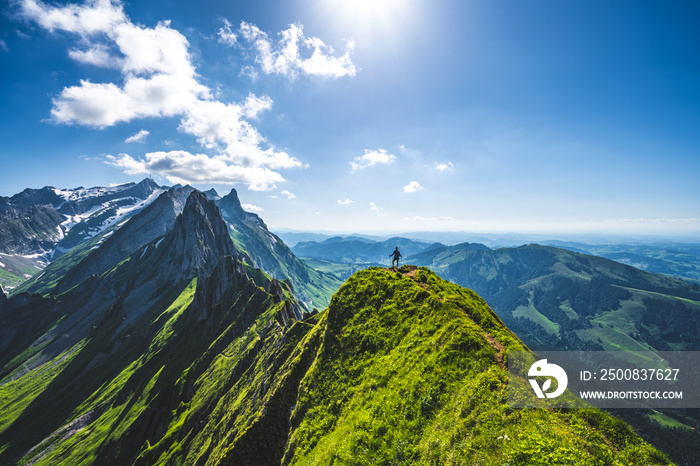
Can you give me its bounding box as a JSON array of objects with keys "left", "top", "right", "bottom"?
[
  {"left": 281, "top": 189, "right": 296, "bottom": 199},
  {"left": 217, "top": 18, "right": 237, "bottom": 46},
  {"left": 125, "top": 129, "right": 149, "bottom": 143},
  {"left": 0, "top": 39, "right": 8, "bottom": 52},
  {"left": 238, "top": 21, "right": 355, "bottom": 80},
  {"left": 369, "top": 201, "right": 381, "bottom": 210},
  {"left": 337, "top": 198, "right": 354, "bottom": 205},
  {"left": 350, "top": 149, "right": 396, "bottom": 172},
  {"left": 434, "top": 161, "right": 454, "bottom": 172},
  {"left": 19, "top": 0, "right": 311, "bottom": 190},
  {"left": 403, "top": 181, "right": 423, "bottom": 193},
  {"left": 241, "top": 203, "right": 263, "bottom": 212}
]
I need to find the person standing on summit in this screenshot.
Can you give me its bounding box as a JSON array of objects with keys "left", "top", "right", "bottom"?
[{"left": 390, "top": 247, "right": 402, "bottom": 268}]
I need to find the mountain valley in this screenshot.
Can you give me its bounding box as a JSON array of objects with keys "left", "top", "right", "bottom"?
[{"left": 0, "top": 180, "right": 696, "bottom": 465}]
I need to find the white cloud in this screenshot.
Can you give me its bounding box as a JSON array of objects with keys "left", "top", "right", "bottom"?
[
  {"left": 241, "top": 203, "right": 264, "bottom": 212},
  {"left": 403, "top": 181, "right": 423, "bottom": 193},
  {"left": 20, "top": 0, "right": 301, "bottom": 190},
  {"left": 239, "top": 65, "right": 258, "bottom": 80},
  {"left": 125, "top": 129, "right": 149, "bottom": 143},
  {"left": 20, "top": 0, "right": 127, "bottom": 35},
  {"left": 434, "top": 161, "right": 454, "bottom": 172},
  {"left": 280, "top": 190, "right": 296, "bottom": 199},
  {"left": 106, "top": 151, "right": 283, "bottom": 190},
  {"left": 369, "top": 202, "right": 381, "bottom": 210},
  {"left": 398, "top": 144, "right": 420, "bottom": 157},
  {"left": 68, "top": 43, "right": 120, "bottom": 67},
  {"left": 238, "top": 21, "right": 355, "bottom": 80},
  {"left": 337, "top": 198, "right": 354, "bottom": 205},
  {"left": 350, "top": 149, "right": 396, "bottom": 172},
  {"left": 0, "top": 39, "right": 8, "bottom": 52},
  {"left": 217, "top": 18, "right": 237, "bottom": 46}
]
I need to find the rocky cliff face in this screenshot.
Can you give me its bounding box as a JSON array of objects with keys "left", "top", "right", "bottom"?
[
  {"left": 217, "top": 187, "right": 342, "bottom": 309},
  {"left": 0, "top": 179, "right": 164, "bottom": 291},
  {"left": 0, "top": 204, "right": 66, "bottom": 255},
  {"left": 0, "top": 186, "right": 296, "bottom": 465},
  {"left": 155, "top": 190, "right": 239, "bottom": 283},
  {"left": 54, "top": 185, "right": 194, "bottom": 294}
]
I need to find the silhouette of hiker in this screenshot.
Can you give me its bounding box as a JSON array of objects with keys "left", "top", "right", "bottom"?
[{"left": 390, "top": 247, "right": 402, "bottom": 268}]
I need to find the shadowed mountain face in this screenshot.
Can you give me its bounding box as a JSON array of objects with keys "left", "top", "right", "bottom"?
[
  {"left": 2, "top": 181, "right": 341, "bottom": 310},
  {"left": 217, "top": 188, "right": 342, "bottom": 309},
  {"left": 0, "top": 179, "right": 164, "bottom": 290},
  {"left": 410, "top": 243, "right": 700, "bottom": 353},
  {"left": 0, "top": 190, "right": 301, "bottom": 465},
  {"left": 45, "top": 185, "right": 196, "bottom": 295},
  {"left": 0, "top": 263, "right": 670, "bottom": 465}
]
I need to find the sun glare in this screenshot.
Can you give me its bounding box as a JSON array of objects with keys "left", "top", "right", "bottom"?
[{"left": 319, "top": 0, "right": 417, "bottom": 46}]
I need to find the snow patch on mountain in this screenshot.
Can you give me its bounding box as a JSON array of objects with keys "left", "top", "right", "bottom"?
[{"left": 51, "top": 183, "right": 134, "bottom": 203}]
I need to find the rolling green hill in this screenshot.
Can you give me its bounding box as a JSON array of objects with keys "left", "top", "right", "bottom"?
[{"left": 410, "top": 243, "right": 700, "bottom": 354}]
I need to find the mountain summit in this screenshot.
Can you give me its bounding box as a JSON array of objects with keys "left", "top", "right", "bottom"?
[
  {"left": 0, "top": 258, "right": 669, "bottom": 464},
  {"left": 154, "top": 190, "right": 239, "bottom": 283}
]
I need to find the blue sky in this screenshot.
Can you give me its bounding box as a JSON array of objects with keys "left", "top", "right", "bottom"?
[{"left": 1, "top": 0, "right": 699, "bottom": 236}]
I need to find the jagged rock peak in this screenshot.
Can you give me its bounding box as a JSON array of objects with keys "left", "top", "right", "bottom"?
[
  {"left": 216, "top": 187, "right": 269, "bottom": 231},
  {"left": 268, "top": 278, "right": 286, "bottom": 303},
  {"left": 275, "top": 300, "right": 302, "bottom": 327},
  {"left": 268, "top": 278, "right": 303, "bottom": 325},
  {"left": 217, "top": 187, "right": 244, "bottom": 217},
  {"left": 203, "top": 188, "right": 220, "bottom": 201},
  {"left": 161, "top": 190, "right": 238, "bottom": 280}
]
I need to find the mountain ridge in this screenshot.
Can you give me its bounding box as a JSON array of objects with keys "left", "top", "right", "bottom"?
[{"left": 0, "top": 239, "right": 672, "bottom": 465}]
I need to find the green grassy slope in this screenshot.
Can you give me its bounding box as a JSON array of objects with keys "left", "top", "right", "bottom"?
[
  {"left": 411, "top": 244, "right": 700, "bottom": 353},
  {"left": 0, "top": 253, "right": 288, "bottom": 465},
  {"left": 282, "top": 266, "right": 668, "bottom": 465},
  {"left": 1, "top": 265, "right": 671, "bottom": 465}
]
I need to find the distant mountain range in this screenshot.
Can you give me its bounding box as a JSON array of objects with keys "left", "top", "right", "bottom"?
[
  {"left": 539, "top": 240, "right": 700, "bottom": 285},
  {"left": 0, "top": 197, "right": 669, "bottom": 464},
  {"left": 290, "top": 235, "right": 700, "bottom": 355},
  {"left": 0, "top": 180, "right": 695, "bottom": 464},
  {"left": 281, "top": 232, "right": 700, "bottom": 285},
  {"left": 1, "top": 179, "right": 340, "bottom": 310},
  {"left": 408, "top": 243, "right": 700, "bottom": 354},
  {"left": 291, "top": 236, "right": 451, "bottom": 265},
  {"left": 0, "top": 179, "right": 163, "bottom": 288}
]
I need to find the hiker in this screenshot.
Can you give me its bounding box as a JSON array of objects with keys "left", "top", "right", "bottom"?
[{"left": 390, "top": 247, "right": 402, "bottom": 268}]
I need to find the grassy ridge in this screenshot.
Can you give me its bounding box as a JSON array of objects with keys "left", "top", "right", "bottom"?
[
  {"left": 1, "top": 265, "right": 671, "bottom": 465},
  {"left": 283, "top": 266, "right": 669, "bottom": 465}
]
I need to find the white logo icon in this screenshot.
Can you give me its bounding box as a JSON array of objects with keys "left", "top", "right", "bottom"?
[{"left": 528, "top": 359, "right": 568, "bottom": 399}]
